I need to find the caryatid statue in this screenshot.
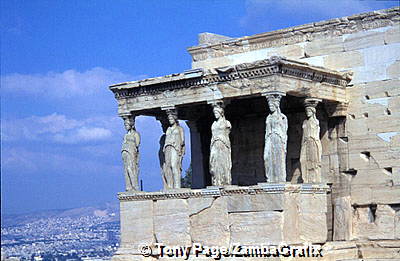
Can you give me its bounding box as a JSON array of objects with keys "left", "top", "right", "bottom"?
[
  {"left": 209, "top": 102, "right": 232, "bottom": 186},
  {"left": 263, "top": 92, "right": 288, "bottom": 183},
  {"left": 163, "top": 109, "right": 185, "bottom": 189},
  {"left": 121, "top": 115, "right": 140, "bottom": 191},
  {"left": 300, "top": 98, "right": 322, "bottom": 183}
]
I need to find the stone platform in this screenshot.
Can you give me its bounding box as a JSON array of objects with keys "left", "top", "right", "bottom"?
[{"left": 113, "top": 184, "right": 329, "bottom": 260}]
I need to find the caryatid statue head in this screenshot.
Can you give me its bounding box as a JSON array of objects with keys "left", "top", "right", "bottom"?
[
  {"left": 123, "top": 115, "right": 135, "bottom": 132},
  {"left": 213, "top": 104, "right": 225, "bottom": 120},
  {"left": 267, "top": 95, "right": 282, "bottom": 113},
  {"left": 166, "top": 109, "right": 179, "bottom": 126},
  {"left": 304, "top": 98, "right": 321, "bottom": 119},
  {"left": 305, "top": 106, "right": 316, "bottom": 118}
]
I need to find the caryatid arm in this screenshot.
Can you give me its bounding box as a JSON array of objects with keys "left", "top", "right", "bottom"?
[
  {"left": 282, "top": 114, "right": 288, "bottom": 151},
  {"left": 179, "top": 126, "right": 185, "bottom": 157}
]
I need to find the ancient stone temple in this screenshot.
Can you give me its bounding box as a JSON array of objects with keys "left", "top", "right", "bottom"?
[{"left": 110, "top": 7, "right": 399, "bottom": 260}]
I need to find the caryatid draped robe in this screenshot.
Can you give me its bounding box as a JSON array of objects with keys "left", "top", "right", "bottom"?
[
  {"left": 300, "top": 117, "right": 322, "bottom": 183},
  {"left": 264, "top": 112, "right": 288, "bottom": 182},
  {"left": 122, "top": 130, "right": 140, "bottom": 191},
  {"left": 163, "top": 124, "right": 185, "bottom": 189},
  {"left": 210, "top": 118, "right": 232, "bottom": 186}
]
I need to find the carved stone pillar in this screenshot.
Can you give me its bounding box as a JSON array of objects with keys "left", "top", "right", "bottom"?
[
  {"left": 121, "top": 113, "right": 140, "bottom": 191},
  {"left": 186, "top": 120, "right": 206, "bottom": 189},
  {"left": 262, "top": 91, "right": 288, "bottom": 183},
  {"left": 325, "top": 101, "right": 350, "bottom": 173},
  {"left": 160, "top": 107, "right": 185, "bottom": 189},
  {"left": 300, "top": 98, "right": 323, "bottom": 183},
  {"left": 208, "top": 100, "right": 232, "bottom": 186},
  {"left": 325, "top": 101, "right": 349, "bottom": 118}
]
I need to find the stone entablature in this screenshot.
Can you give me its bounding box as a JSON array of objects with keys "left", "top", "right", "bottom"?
[
  {"left": 110, "top": 56, "right": 350, "bottom": 115},
  {"left": 187, "top": 7, "right": 399, "bottom": 62},
  {"left": 118, "top": 183, "right": 330, "bottom": 201}
]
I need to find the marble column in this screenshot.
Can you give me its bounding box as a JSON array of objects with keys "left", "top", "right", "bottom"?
[
  {"left": 262, "top": 91, "right": 288, "bottom": 183},
  {"left": 121, "top": 114, "right": 140, "bottom": 191},
  {"left": 187, "top": 120, "right": 206, "bottom": 189},
  {"left": 209, "top": 101, "right": 232, "bottom": 186},
  {"left": 300, "top": 98, "right": 322, "bottom": 183},
  {"left": 161, "top": 107, "right": 185, "bottom": 189}
]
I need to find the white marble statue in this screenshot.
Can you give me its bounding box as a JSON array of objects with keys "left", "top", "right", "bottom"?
[
  {"left": 300, "top": 104, "right": 322, "bottom": 183},
  {"left": 210, "top": 104, "right": 232, "bottom": 186},
  {"left": 264, "top": 94, "right": 288, "bottom": 183},
  {"left": 163, "top": 110, "right": 185, "bottom": 189},
  {"left": 121, "top": 116, "right": 140, "bottom": 191}
]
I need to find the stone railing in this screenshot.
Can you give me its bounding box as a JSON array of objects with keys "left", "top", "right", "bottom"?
[{"left": 118, "top": 183, "right": 330, "bottom": 201}]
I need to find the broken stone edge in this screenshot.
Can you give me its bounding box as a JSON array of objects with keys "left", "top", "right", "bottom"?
[{"left": 187, "top": 7, "right": 400, "bottom": 61}]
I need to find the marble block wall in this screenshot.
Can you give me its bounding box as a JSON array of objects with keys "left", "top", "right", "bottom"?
[{"left": 113, "top": 184, "right": 329, "bottom": 260}]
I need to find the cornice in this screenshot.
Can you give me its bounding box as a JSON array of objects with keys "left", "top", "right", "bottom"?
[{"left": 118, "top": 183, "right": 330, "bottom": 201}]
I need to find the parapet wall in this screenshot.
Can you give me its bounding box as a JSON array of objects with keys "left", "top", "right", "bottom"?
[
  {"left": 188, "top": 7, "right": 399, "bottom": 70},
  {"left": 113, "top": 184, "right": 329, "bottom": 260}
]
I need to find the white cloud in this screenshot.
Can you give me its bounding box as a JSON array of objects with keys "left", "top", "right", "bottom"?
[
  {"left": 34, "top": 113, "right": 82, "bottom": 134},
  {"left": 1, "top": 67, "right": 144, "bottom": 98},
  {"left": 53, "top": 126, "right": 112, "bottom": 144},
  {"left": 77, "top": 127, "right": 112, "bottom": 141},
  {"left": 240, "top": 0, "right": 392, "bottom": 30},
  {"left": 2, "top": 113, "right": 120, "bottom": 144},
  {"left": 1, "top": 147, "right": 39, "bottom": 172}
]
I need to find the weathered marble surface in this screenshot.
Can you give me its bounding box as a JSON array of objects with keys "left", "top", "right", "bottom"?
[
  {"left": 333, "top": 196, "right": 352, "bottom": 241},
  {"left": 209, "top": 103, "right": 232, "bottom": 186},
  {"left": 119, "top": 200, "right": 154, "bottom": 247},
  {"left": 229, "top": 211, "right": 283, "bottom": 244},
  {"left": 352, "top": 204, "right": 398, "bottom": 240},
  {"left": 114, "top": 184, "right": 329, "bottom": 260},
  {"left": 121, "top": 116, "right": 140, "bottom": 191},
  {"left": 264, "top": 92, "right": 288, "bottom": 183},
  {"left": 153, "top": 199, "right": 191, "bottom": 245},
  {"left": 322, "top": 240, "right": 400, "bottom": 260},
  {"left": 190, "top": 196, "right": 230, "bottom": 246},
  {"left": 188, "top": 7, "right": 398, "bottom": 64},
  {"left": 162, "top": 109, "right": 185, "bottom": 189}
]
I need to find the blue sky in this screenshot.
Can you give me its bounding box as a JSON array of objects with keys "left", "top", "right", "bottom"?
[{"left": 1, "top": 0, "right": 398, "bottom": 215}]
